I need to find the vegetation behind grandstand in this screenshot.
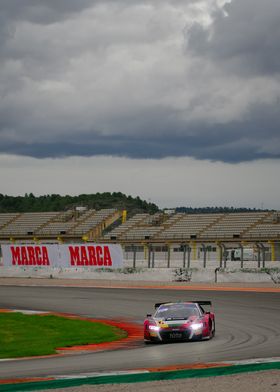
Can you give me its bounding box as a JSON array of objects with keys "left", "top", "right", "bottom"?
[
  {"left": 0, "top": 193, "right": 270, "bottom": 214},
  {"left": 176, "top": 206, "right": 270, "bottom": 213},
  {"left": 0, "top": 193, "right": 158, "bottom": 214}
]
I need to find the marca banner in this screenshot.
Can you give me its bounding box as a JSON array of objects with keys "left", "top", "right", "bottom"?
[
  {"left": 1, "top": 244, "right": 123, "bottom": 269},
  {"left": 59, "top": 244, "right": 123, "bottom": 268},
  {"left": 1, "top": 245, "right": 60, "bottom": 267}
]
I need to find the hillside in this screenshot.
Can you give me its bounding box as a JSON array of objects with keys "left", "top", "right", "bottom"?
[
  {"left": 0, "top": 193, "right": 159, "bottom": 214},
  {"left": 0, "top": 193, "right": 271, "bottom": 215}
]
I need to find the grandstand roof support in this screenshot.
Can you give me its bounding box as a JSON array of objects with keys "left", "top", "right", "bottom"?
[
  {"left": 167, "top": 244, "right": 171, "bottom": 268},
  {"left": 148, "top": 245, "right": 152, "bottom": 268},
  {"left": 182, "top": 244, "right": 186, "bottom": 268},
  {"left": 258, "top": 243, "right": 261, "bottom": 267},
  {"left": 217, "top": 243, "right": 223, "bottom": 268},
  {"left": 187, "top": 245, "right": 191, "bottom": 268},
  {"left": 255, "top": 242, "right": 266, "bottom": 268},
  {"left": 152, "top": 247, "right": 155, "bottom": 268},
  {"left": 201, "top": 244, "right": 207, "bottom": 268},
  {"left": 269, "top": 240, "right": 276, "bottom": 262},
  {"left": 132, "top": 244, "right": 137, "bottom": 268},
  {"left": 182, "top": 244, "right": 191, "bottom": 268},
  {"left": 147, "top": 244, "right": 156, "bottom": 268},
  {"left": 143, "top": 244, "right": 148, "bottom": 260},
  {"left": 217, "top": 243, "right": 227, "bottom": 268},
  {"left": 238, "top": 243, "right": 244, "bottom": 268},
  {"left": 260, "top": 243, "right": 266, "bottom": 268}
]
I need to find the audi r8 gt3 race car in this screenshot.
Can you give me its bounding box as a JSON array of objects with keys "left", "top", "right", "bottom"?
[{"left": 144, "top": 301, "right": 215, "bottom": 343}]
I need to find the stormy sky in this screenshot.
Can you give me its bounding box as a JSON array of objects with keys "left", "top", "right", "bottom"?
[{"left": 0, "top": 0, "right": 279, "bottom": 208}]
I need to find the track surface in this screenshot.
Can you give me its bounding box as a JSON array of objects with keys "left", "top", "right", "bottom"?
[{"left": 0, "top": 286, "right": 279, "bottom": 379}]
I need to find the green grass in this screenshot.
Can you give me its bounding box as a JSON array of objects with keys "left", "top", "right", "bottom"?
[{"left": 0, "top": 313, "right": 127, "bottom": 359}]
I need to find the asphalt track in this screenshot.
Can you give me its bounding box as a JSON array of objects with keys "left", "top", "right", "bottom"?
[{"left": 0, "top": 285, "right": 280, "bottom": 380}]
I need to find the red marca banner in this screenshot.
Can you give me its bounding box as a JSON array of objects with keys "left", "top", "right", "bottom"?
[{"left": 1, "top": 244, "right": 123, "bottom": 268}]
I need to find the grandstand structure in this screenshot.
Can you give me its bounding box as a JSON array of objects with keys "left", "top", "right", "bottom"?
[
  {"left": 102, "top": 210, "right": 279, "bottom": 242},
  {"left": 0, "top": 208, "right": 280, "bottom": 261},
  {"left": 0, "top": 208, "right": 122, "bottom": 242}
]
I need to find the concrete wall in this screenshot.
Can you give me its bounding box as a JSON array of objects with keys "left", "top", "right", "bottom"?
[{"left": 0, "top": 265, "right": 279, "bottom": 284}]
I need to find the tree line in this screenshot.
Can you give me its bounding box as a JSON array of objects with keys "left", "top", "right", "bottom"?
[
  {"left": 0, "top": 193, "right": 159, "bottom": 214},
  {"left": 0, "top": 193, "right": 270, "bottom": 214},
  {"left": 175, "top": 206, "right": 270, "bottom": 213}
]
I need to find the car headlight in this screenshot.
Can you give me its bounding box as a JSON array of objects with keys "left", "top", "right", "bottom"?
[
  {"left": 190, "top": 322, "right": 203, "bottom": 331},
  {"left": 149, "top": 325, "right": 160, "bottom": 331}
]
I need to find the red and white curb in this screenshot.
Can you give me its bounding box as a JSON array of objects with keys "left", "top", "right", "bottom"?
[
  {"left": 52, "top": 370, "right": 149, "bottom": 380},
  {"left": 2, "top": 358, "right": 280, "bottom": 384},
  {"left": 32, "top": 357, "right": 280, "bottom": 381},
  {"left": 224, "top": 357, "right": 280, "bottom": 365}
]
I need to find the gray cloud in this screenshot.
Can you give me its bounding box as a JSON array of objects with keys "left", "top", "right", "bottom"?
[
  {"left": 0, "top": 0, "right": 280, "bottom": 163},
  {"left": 0, "top": 0, "right": 93, "bottom": 25},
  {"left": 187, "top": 0, "right": 280, "bottom": 75}
]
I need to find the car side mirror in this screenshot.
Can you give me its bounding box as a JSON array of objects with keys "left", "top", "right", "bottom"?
[{"left": 146, "top": 314, "right": 152, "bottom": 318}]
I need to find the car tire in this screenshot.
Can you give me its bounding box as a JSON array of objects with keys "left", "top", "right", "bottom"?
[{"left": 209, "top": 319, "right": 215, "bottom": 339}]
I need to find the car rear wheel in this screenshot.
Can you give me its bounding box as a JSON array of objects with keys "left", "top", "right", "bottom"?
[{"left": 209, "top": 319, "right": 215, "bottom": 339}]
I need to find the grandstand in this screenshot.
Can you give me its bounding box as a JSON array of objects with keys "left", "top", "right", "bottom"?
[
  {"left": 0, "top": 210, "right": 279, "bottom": 259},
  {"left": 0, "top": 213, "right": 20, "bottom": 229},
  {"left": 245, "top": 212, "right": 280, "bottom": 239},
  {"left": 201, "top": 212, "right": 270, "bottom": 240},
  {"left": 103, "top": 213, "right": 150, "bottom": 240},
  {"left": 0, "top": 212, "right": 60, "bottom": 237},
  {"left": 68, "top": 208, "right": 119, "bottom": 238},
  {"left": 105, "top": 213, "right": 169, "bottom": 241},
  {"left": 101, "top": 211, "right": 280, "bottom": 243},
  {"left": 0, "top": 209, "right": 279, "bottom": 242},
  {"left": 0, "top": 208, "right": 121, "bottom": 241},
  {"left": 156, "top": 213, "right": 224, "bottom": 241},
  {"left": 102, "top": 210, "right": 279, "bottom": 262}
]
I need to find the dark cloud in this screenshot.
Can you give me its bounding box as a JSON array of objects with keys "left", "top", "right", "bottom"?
[
  {"left": 0, "top": 0, "right": 93, "bottom": 25},
  {"left": 0, "top": 0, "right": 94, "bottom": 66},
  {"left": 187, "top": 0, "right": 280, "bottom": 75},
  {"left": 0, "top": 0, "right": 95, "bottom": 66},
  {"left": 0, "top": 0, "right": 280, "bottom": 163},
  {"left": 1, "top": 103, "right": 279, "bottom": 163}
]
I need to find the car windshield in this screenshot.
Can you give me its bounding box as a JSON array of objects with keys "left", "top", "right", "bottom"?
[{"left": 155, "top": 304, "right": 200, "bottom": 320}]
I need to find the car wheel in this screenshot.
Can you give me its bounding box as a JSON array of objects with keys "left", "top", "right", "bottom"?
[{"left": 209, "top": 319, "right": 215, "bottom": 339}]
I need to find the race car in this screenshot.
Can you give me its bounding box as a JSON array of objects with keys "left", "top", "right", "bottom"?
[{"left": 144, "top": 301, "right": 215, "bottom": 343}]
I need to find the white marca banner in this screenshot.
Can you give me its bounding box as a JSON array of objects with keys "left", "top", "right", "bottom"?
[
  {"left": 1, "top": 244, "right": 123, "bottom": 269},
  {"left": 1, "top": 245, "right": 60, "bottom": 267},
  {"left": 59, "top": 244, "right": 123, "bottom": 268}
]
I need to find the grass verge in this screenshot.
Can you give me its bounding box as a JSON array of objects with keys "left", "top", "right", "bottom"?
[{"left": 0, "top": 313, "right": 127, "bottom": 358}]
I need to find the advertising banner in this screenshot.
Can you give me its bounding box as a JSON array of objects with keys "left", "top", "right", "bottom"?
[
  {"left": 1, "top": 245, "right": 60, "bottom": 267},
  {"left": 59, "top": 244, "right": 123, "bottom": 268},
  {"left": 1, "top": 243, "right": 123, "bottom": 269}
]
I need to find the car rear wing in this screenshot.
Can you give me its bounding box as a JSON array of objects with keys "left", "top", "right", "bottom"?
[{"left": 154, "top": 301, "right": 212, "bottom": 309}]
